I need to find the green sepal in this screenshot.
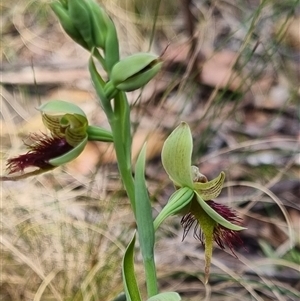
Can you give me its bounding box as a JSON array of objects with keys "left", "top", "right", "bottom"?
[
  {"left": 147, "top": 292, "right": 181, "bottom": 301},
  {"left": 38, "top": 100, "right": 86, "bottom": 117},
  {"left": 161, "top": 122, "right": 193, "bottom": 188},
  {"left": 49, "top": 135, "right": 88, "bottom": 166},
  {"left": 122, "top": 232, "right": 142, "bottom": 301},
  {"left": 193, "top": 171, "right": 226, "bottom": 200},
  {"left": 195, "top": 192, "right": 246, "bottom": 231},
  {"left": 86, "top": 125, "right": 113, "bottom": 142},
  {"left": 153, "top": 187, "right": 194, "bottom": 231},
  {"left": 103, "top": 14, "right": 120, "bottom": 74}
]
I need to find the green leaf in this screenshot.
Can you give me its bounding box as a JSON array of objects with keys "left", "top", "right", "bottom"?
[
  {"left": 161, "top": 122, "right": 193, "bottom": 188},
  {"left": 122, "top": 232, "right": 142, "bottom": 301},
  {"left": 195, "top": 193, "right": 246, "bottom": 231},
  {"left": 135, "top": 143, "right": 155, "bottom": 260},
  {"left": 153, "top": 187, "right": 194, "bottom": 231},
  {"left": 147, "top": 292, "right": 181, "bottom": 301},
  {"left": 135, "top": 143, "right": 158, "bottom": 297}
]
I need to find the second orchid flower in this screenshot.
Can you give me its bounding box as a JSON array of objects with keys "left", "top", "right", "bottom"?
[
  {"left": 5, "top": 100, "right": 113, "bottom": 179},
  {"left": 154, "top": 122, "right": 246, "bottom": 283}
]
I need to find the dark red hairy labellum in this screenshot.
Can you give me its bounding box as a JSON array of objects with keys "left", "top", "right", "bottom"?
[
  {"left": 6, "top": 133, "right": 73, "bottom": 174},
  {"left": 181, "top": 201, "right": 243, "bottom": 256}
]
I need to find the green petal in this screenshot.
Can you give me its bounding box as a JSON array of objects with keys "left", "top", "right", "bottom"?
[
  {"left": 162, "top": 122, "right": 193, "bottom": 188},
  {"left": 153, "top": 187, "right": 194, "bottom": 231},
  {"left": 49, "top": 135, "right": 88, "bottom": 166},
  {"left": 191, "top": 202, "right": 215, "bottom": 284},
  {"left": 63, "top": 114, "right": 88, "bottom": 146},
  {"left": 42, "top": 113, "right": 64, "bottom": 138},
  {"left": 193, "top": 171, "right": 226, "bottom": 200},
  {"left": 195, "top": 192, "right": 246, "bottom": 231},
  {"left": 38, "top": 100, "right": 87, "bottom": 117}
]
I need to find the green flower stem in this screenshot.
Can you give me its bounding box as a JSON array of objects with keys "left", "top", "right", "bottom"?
[
  {"left": 114, "top": 92, "right": 132, "bottom": 166},
  {"left": 86, "top": 125, "right": 113, "bottom": 142},
  {"left": 108, "top": 93, "right": 136, "bottom": 214},
  {"left": 89, "top": 56, "right": 113, "bottom": 119},
  {"left": 110, "top": 93, "right": 159, "bottom": 296},
  {"left": 92, "top": 48, "right": 106, "bottom": 71},
  {"left": 90, "top": 55, "right": 135, "bottom": 212}
]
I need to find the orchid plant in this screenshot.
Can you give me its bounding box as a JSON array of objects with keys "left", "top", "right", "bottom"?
[{"left": 1, "top": 0, "right": 246, "bottom": 300}]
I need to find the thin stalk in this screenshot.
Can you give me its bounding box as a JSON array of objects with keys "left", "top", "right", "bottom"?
[
  {"left": 110, "top": 93, "right": 158, "bottom": 296},
  {"left": 108, "top": 95, "right": 136, "bottom": 214}
]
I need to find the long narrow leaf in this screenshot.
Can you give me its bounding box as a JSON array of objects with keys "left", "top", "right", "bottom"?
[
  {"left": 122, "top": 232, "right": 142, "bottom": 301},
  {"left": 135, "top": 143, "right": 155, "bottom": 259},
  {"left": 135, "top": 143, "right": 158, "bottom": 296}
]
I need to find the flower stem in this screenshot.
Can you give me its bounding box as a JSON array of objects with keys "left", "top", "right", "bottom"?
[
  {"left": 109, "top": 92, "right": 136, "bottom": 214},
  {"left": 110, "top": 92, "right": 158, "bottom": 295}
]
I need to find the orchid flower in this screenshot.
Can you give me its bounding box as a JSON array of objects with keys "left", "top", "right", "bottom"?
[
  {"left": 4, "top": 100, "right": 112, "bottom": 180},
  {"left": 154, "top": 122, "right": 246, "bottom": 283}
]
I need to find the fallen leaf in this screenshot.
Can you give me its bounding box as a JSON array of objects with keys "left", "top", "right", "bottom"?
[{"left": 200, "top": 50, "right": 244, "bottom": 91}]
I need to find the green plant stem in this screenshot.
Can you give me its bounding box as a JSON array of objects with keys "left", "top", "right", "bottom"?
[
  {"left": 109, "top": 93, "right": 136, "bottom": 215},
  {"left": 110, "top": 92, "right": 158, "bottom": 296},
  {"left": 114, "top": 92, "right": 132, "bottom": 166},
  {"left": 93, "top": 48, "right": 106, "bottom": 71}
]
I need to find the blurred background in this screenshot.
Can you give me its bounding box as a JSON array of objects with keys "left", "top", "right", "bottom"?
[{"left": 1, "top": 0, "right": 299, "bottom": 300}]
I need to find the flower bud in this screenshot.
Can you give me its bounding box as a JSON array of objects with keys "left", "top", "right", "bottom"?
[
  {"left": 68, "top": 0, "right": 94, "bottom": 49},
  {"left": 50, "top": 1, "right": 89, "bottom": 50},
  {"left": 109, "top": 53, "right": 162, "bottom": 92}
]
